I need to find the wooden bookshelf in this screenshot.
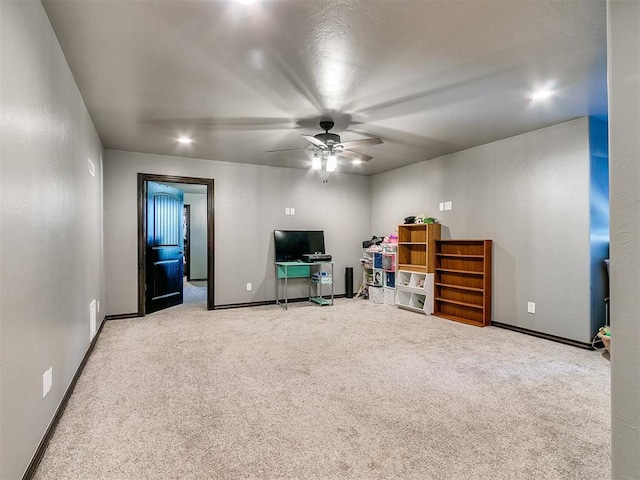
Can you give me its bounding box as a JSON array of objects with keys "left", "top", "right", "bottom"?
[
  {"left": 395, "top": 223, "right": 440, "bottom": 313},
  {"left": 433, "top": 239, "right": 492, "bottom": 327},
  {"left": 396, "top": 223, "right": 441, "bottom": 273}
]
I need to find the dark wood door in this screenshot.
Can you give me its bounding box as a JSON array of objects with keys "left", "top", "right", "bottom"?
[{"left": 146, "top": 182, "right": 184, "bottom": 313}]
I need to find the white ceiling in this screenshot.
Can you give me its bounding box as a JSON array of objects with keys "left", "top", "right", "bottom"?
[{"left": 42, "top": 0, "right": 607, "bottom": 176}]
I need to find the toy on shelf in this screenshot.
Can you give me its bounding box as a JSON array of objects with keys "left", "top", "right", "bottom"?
[
  {"left": 383, "top": 230, "right": 398, "bottom": 245},
  {"left": 415, "top": 214, "right": 436, "bottom": 224},
  {"left": 404, "top": 214, "right": 437, "bottom": 224}
]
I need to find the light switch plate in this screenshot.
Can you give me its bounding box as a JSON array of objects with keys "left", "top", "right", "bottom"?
[
  {"left": 439, "top": 202, "right": 444, "bottom": 212},
  {"left": 444, "top": 201, "right": 452, "bottom": 211}
]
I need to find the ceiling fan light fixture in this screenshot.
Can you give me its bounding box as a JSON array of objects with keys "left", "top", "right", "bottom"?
[
  {"left": 327, "top": 154, "right": 337, "bottom": 172},
  {"left": 269, "top": 118, "right": 382, "bottom": 179}
]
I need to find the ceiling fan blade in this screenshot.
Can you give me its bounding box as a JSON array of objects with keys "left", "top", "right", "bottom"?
[
  {"left": 335, "top": 137, "right": 383, "bottom": 149},
  {"left": 338, "top": 149, "right": 373, "bottom": 163},
  {"left": 301, "top": 134, "right": 328, "bottom": 148}
]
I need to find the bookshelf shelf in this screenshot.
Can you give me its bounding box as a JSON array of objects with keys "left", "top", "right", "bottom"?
[
  {"left": 395, "top": 223, "right": 441, "bottom": 314},
  {"left": 434, "top": 240, "right": 492, "bottom": 327}
]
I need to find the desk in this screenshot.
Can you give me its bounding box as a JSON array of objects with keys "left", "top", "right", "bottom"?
[{"left": 275, "top": 261, "right": 334, "bottom": 309}]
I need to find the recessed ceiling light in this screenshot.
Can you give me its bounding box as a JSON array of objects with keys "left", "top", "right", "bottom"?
[
  {"left": 177, "top": 136, "right": 193, "bottom": 144},
  {"left": 529, "top": 89, "right": 555, "bottom": 101},
  {"left": 351, "top": 159, "right": 363, "bottom": 165}
]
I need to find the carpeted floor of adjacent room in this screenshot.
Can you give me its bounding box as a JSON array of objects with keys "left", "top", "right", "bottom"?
[{"left": 33, "top": 294, "right": 611, "bottom": 480}]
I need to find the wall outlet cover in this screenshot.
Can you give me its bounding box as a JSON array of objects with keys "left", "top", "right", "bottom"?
[
  {"left": 89, "top": 300, "right": 97, "bottom": 341},
  {"left": 439, "top": 202, "right": 444, "bottom": 211},
  {"left": 43, "top": 367, "right": 53, "bottom": 398},
  {"left": 527, "top": 302, "right": 536, "bottom": 314},
  {"left": 246, "top": 283, "right": 252, "bottom": 291}
]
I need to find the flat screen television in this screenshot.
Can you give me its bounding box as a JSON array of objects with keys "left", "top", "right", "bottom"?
[{"left": 274, "top": 230, "right": 325, "bottom": 262}]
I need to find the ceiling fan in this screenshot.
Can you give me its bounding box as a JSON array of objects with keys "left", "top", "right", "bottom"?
[{"left": 268, "top": 118, "right": 383, "bottom": 165}]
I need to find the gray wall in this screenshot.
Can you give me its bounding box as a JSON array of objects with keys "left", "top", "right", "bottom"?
[
  {"left": 0, "top": 2, "right": 105, "bottom": 479},
  {"left": 184, "top": 193, "right": 208, "bottom": 280},
  {"left": 103, "top": 150, "right": 370, "bottom": 315},
  {"left": 1, "top": 4, "right": 625, "bottom": 478},
  {"left": 608, "top": 1, "right": 640, "bottom": 477},
  {"left": 370, "top": 118, "right": 596, "bottom": 343}
]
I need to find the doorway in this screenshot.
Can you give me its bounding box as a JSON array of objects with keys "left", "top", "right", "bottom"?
[
  {"left": 137, "top": 173, "right": 214, "bottom": 315},
  {"left": 184, "top": 205, "right": 190, "bottom": 280}
]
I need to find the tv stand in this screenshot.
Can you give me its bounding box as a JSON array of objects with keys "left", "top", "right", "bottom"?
[{"left": 275, "top": 261, "right": 334, "bottom": 309}]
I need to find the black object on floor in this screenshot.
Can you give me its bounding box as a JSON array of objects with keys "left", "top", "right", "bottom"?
[{"left": 345, "top": 267, "right": 354, "bottom": 298}]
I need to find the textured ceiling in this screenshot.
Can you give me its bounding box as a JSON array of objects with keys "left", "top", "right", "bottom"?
[{"left": 42, "top": 0, "right": 607, "bottom": 176}]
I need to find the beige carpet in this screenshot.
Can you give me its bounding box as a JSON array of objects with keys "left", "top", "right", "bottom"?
[
  {"left": 183, "top": 279, "right": 207, "bottom": 305},
  {"left": 34, "top": 299, "right": 610, "bottom": 479}
]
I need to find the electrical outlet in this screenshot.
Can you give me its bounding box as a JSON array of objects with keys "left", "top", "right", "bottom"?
[
  {"left": 285, "top": 208, "right": 290, "bottom": 215},
  {"left": 246, "top": 283, "right": 252, "bottom": 291},
  {"left": 527, "top": 302, "right": 536, "bottom": 314},
  {"left": 89, "top": 300, "right": 97, "bottom": 341},
  {"left": 42, "top": 371, "right": 48, "bottom": 398},
  {"left": 42, "top": 367, "right": 52, "bottom": 398},
  {"left": 439, "top": 202, "right": 444, "bottom": 212}
]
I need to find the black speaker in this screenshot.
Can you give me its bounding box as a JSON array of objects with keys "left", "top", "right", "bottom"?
[{"left": 345, "top": 267, "right": 354, "bottom": 298}]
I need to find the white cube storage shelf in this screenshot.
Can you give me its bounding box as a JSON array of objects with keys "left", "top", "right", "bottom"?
[
  {"left": 362, "top": 244, "right": 397, "bottom": 307},
  {"left": 369, "top": 284, "right": 384, "bottom": 304},
  {"left": 394, "top": 271, "right": 435, "bottom": 314},
  {"left": 383, "top": 287, "right": 395, "bottom": 305},
  {"left": 369, "top": 285, "right": 395, "bottom": 305}
]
